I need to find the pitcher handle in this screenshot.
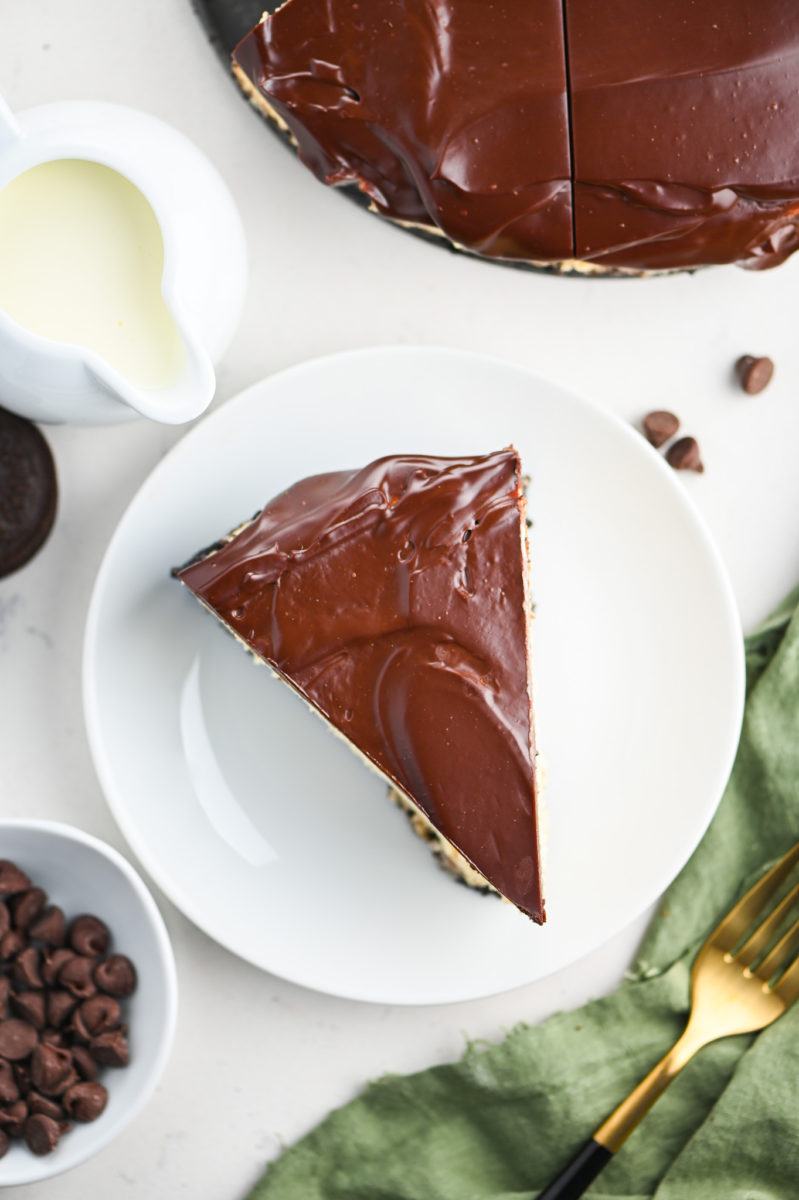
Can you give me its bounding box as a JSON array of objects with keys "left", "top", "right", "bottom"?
[{"left": 0, "top": 91, "right": 22, "bottom": 151}]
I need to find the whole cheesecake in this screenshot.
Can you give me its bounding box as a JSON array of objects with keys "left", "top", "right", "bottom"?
[
  {"left": 233, "top": 0, "right": 799, "bottom": 273},
  {"left": 175, "top": 449, "right": 544, "bottom": 922}
]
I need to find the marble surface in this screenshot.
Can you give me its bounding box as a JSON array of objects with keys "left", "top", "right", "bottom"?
[{"left": 2, "top": 1, "right": 799, "bottom": 1195}]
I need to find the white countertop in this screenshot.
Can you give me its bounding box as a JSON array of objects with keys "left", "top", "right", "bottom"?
[{"left": 2, "top": 2, "right": 799, "bottom": 1195}]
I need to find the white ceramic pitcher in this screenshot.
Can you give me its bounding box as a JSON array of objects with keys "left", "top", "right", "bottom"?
[{"left": 0, "top": 92, "right": 247, "bottom": 424}]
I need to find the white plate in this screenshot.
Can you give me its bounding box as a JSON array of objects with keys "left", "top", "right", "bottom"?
[{"left": 84, "top": 347, "right": 744, "bottom": 1005}]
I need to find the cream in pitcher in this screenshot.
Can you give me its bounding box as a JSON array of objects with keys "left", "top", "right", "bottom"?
[
  {"left": 0, "top": 92, "right": 247, "bottom": 424},
  {"left": 0, "top": 159, "right": 186, "bottom": 389}
]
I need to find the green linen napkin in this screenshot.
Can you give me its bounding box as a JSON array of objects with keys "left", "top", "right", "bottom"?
[{"left": 248, "top": 586, "right": 799, "bottom": 1200}]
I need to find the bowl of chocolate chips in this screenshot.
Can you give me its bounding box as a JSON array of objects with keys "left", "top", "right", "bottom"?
[{"left": 0, "top": 820, "right": 177, "bottom": 1184}]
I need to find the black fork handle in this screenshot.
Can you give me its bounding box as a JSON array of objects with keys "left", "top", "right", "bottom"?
[{"left": 536, "top": 1138, "right": 612, "bottom": 1200}]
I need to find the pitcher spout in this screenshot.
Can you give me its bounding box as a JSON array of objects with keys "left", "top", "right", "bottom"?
[{"left": 88, "top": 319, "right": 216, "bottom": 426}]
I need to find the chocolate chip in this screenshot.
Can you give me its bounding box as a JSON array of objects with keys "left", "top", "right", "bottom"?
[
  {"left": 11, "top": 991, "right": 45, "bottom": 1031},
  {"left": 70, "top": 1045, "right": 98, "bottom": 1082},
  {"left": 665, "top": 436, "right": 704, "bottom": 473},
  {"left": 735, "top": 354, "right": 774, "bottom": 394},
  {"left": 41, "top": 947, "right": 75, "bottom": 987},
  {"left": 46, "top": 991, "right": 77, "bottom": 1030},
  {"left": 24, "top": 1112, "right": 62, "bottom": 1155},
  {"left": 28, "top": 1091, "right": 63, "bottom": 1120},
  {"left": 0, "top": 861, "right": 31, "bottom": 896},
  {"left": 0, "top": 408, "right": 58, "bottom": 580},
  {"left": 0, "top": 1099, "right": 28, "bottom": 1137},
  {"left": 0, "top": 929, "right": 25, "bottom": 961},
  {"left": 642, "top": 410, "right": 680, "bottom": 448},
  {"left": 0, "top": 1019, "right": 38, "bottom": 1060},
  {"left": 68, "top": 1006, "right": 91, "bottom": 1045},
  {"left": 71, "top": 995, "right": 122, "bottom": 1044},
  {"left": 14, "top": 1061, "right": 31, "bottom": 1095},
  {"left": 28, "top": 906, "right": 66, "bottom": 948},
  {"left": 77, "top": 995, "right": 120, "bottom": 1038},
  {"left": 30, "top": 1044, "right": 73, "bottom": 1096},
  {"left": 0, "top": 866, "right": 136, "bottom": 1160},
  {"left": 0, "top": 1061, "right": 19, "bottom": 1104},
  {"left": 11, "top": 888, "right": 46, "bottom": 931},
  {"left": 93, "top": 955, "right": 136, "bottom": 998},
  {"left": 62, "top": 1081, "right": 107, "bottom": 1123},
  {"left": 58, "top": 955, "right": 97, "bottom": 999},
  {"left": 13, "top": 945, "right": 43, "bottom": 990},
  {"left": 90, "top": 1029, "right": 129, "bottom": 1068},
  {"left": 68, "top": 915, "right": 110, "bottom": 958},
  {"left": 53, "top": 1070, "right": 77, "bottom": 1097}
]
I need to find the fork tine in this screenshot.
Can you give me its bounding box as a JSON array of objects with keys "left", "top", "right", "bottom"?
[
  {"left": 755, "top": 916, "right": 799, "bottom": 985},
  {"left": 736, "top": 880, "right": 799, "bottom": 968},
  {"left": 771, "top": 949, "right": 799, "bottom": 1006},
  {"left": 709, "top": 841, "right": 799, "bottom": 953}
]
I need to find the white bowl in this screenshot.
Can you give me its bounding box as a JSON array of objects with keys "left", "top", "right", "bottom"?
[{"left": 0, "top": 820, "right": 177, "bottom": 1186}]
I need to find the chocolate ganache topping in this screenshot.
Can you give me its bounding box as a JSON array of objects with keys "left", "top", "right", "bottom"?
[
  {"left": 233, "top": 0, "right": 799, "bottom": 271},
  {"left": 177, "top": 449, "right": 543, "bottom": 922}
]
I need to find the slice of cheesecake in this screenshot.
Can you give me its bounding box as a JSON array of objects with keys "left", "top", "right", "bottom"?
[{"left": 175, "top": 448, "right": 544, "bottom": 921}]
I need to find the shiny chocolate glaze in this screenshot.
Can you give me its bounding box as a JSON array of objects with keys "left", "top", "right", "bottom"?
[
  {"left": 233, "top": 0, "right": 799, "bottom": 270},
  {"left": 177, "top": 450, "right": 543, "bottom": 922},
  {"left": 233, "top": 0, "right": 572, "bottom": 262},
  {"left": 567, "top": 0, "right": 799, "bottom": 269}
]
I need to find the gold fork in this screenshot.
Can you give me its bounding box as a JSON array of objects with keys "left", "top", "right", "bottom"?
[{"left": 538, "top": 840, "right": 799, "bottom": 1200}]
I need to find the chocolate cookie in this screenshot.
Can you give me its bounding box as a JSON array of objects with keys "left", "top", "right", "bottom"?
[{"left": 0, "top": 407, "right": 57, "bottom": 579}]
